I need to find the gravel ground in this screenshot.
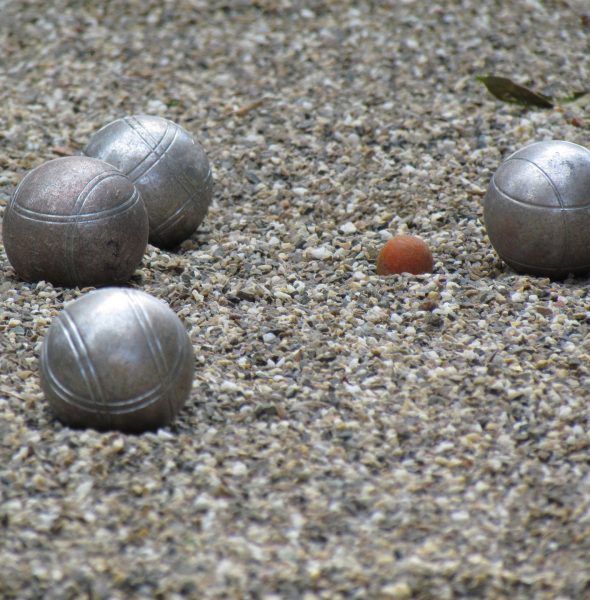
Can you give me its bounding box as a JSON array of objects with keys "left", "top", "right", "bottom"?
[{"left": 1, "top": 1, "right": 590, "bottom": 598}]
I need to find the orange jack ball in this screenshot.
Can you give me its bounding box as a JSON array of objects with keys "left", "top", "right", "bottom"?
[{"left": 376, "top": 235, "right": 434, "bottom": 275}]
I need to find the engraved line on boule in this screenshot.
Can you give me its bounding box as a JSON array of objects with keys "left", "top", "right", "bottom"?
[
  {"left": 152, "top": 208, "right": 186, "bottom": 238},
  {"left": 42, "top": 355, "right": 180, "bottom": 415},
  {"left": 125, "top": 117, "right": 181, "bottom": 184},
  {"left": 151, "top": 182, "right": 204, "bottom": 236},
  {"left": 126, "top": 115, "right": 165, "bottom": 148},
  {"left": 126, "top": 117, "right": 205, "bottom": 227},
  {"left": 132, "top": 126, "right": 180, "bottom": 184},
  {"left": 491, "top": 176, "right": 590, "bottom": 211},
  {"left": 43, "top": 303, "right": 187, "bottom": 415},
  {"left": 125, "top": 116, "right": 212, "bottom": 243},
  {"left": 124, "top": 291, "right": 169, "bottom": 376},
  {"left": 43, "top": 335, "right": 188, "bottom": 415},
  {"left": 127, "top": 117, "right": 192, "bottom": 193},
  {"left": 43, "top": 352, "right": 185, "bottom": 414},
  {"left": 507, "top": 157, "right": 565, "bottom": 208},
  {"left": 91, "top": 117, "right": 125, "bottom": 139},
  {"left": 43, "top": 357, "right": 98, "bottom": 413},
  {"left": 40, "top": 294, "right": 189, "bottom": 418},
  {"left": 124, "top": 120, "right": 174, "bottom": 182},
  {"left": 126, "top": 126, "right": 173, "bottom": 182},
  {"left": 7, "top": 171, "right": 28, "bottom": 212},
  {"left": 5, "top": 169, "right": 44, "bottom": 248},
  {"left": 124, "top": 290, "right": 174, "bottom": 422},
  {"left": 127, "top": 118, "right": 197, "bottom": 228},
  {"left": 53, "top": 312, "right": 111, "bottom": 424},
  {"left": 105, "top": 333, "right": 187, "bottom": 412},
  {"left": 10, "top": 186, "right": 141, "bottom": 224},
  {"left": 151, "top": 165, "right": 213, "bottom": 236},
  {"left": 505, "top": 156, "right": 569, "bottom": 270},
  {"left": 160, "top": 132, "right": 209, "bottom": 213},
  {"left": 65, "top": 170, "right": 126, "bottom": 284},
  {"left": 42, "top": 342, "right": 107, "bottom": 415}
]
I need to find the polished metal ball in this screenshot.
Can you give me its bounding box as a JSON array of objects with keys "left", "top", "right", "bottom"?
[
  {"left": 2, "top": 156, "right": 149, "bottom": 287},
  {"left": 39, "top": 288, "right": 194, "bottom": 432},
  {"left": 484, "top": 140, "right": 590, "bottom": 278},
  {"left": 84, "top": 115, "right": 213, "bottom": 249}
]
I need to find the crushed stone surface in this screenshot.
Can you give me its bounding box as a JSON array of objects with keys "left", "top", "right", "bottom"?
[{"left": 1, "top": 1, "right": 590, "bottom": 598}]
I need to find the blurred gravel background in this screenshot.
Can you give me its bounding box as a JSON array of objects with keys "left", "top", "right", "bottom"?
[{"left": 1, "top": 1, "right": 590, "bottom": 598}]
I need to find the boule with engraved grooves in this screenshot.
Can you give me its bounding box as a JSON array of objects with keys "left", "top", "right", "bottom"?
[
  {"left": 2, "top": 156, "right": 149, "bottom": 287},
  {"left": 484, "top": 140, "right": 590, "bottom": 279},
  {"left": 39, "top": 288, "right": 194, "bottom": 433},
  {"left": 84, "top": 115, "right": 213, "bottom": 249}
]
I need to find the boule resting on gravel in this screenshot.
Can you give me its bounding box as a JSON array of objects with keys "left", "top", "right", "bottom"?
[{"left": 1, "top": 2, "right": 590, "bottom": 599}]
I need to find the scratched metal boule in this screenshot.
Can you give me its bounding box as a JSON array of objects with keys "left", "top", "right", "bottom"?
[
  {"left": 484, "top": 140, "right": 590, "bottom": 278},
  {"left": 2, "top": 156, "right": 149, "bottom": 287},
  {"left": 39, "top": 287, "right": 194, "bottom": 433},
  {"left": 84, "top": 115, "right": 213, "bottom": 249}
]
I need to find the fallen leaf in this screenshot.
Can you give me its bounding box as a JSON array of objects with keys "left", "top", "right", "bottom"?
[
  {"left": 476, "top": 75, "right": 554, "bottom": 108},
  {"left": 558, "top": 90, "right": 589, "bottom": 103}
]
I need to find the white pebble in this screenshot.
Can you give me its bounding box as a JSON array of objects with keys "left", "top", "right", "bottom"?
[
  {"left": 308, "top": 246, "right": 333, "bottom": 260},
  {"left": 339, "top": 221, "right": 357, "bottom": 234},
  {"left": 231, "top": 461, "right": 248, "bottom": 476},
  {"left": 220, "top": 380, "right": 240, "bottom": 393}
]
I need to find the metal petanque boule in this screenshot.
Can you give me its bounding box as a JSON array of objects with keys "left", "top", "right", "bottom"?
[
  {"left": 2, "top": 156, "right": 149, "bottom": 287},
  {"left": 39, "top": 287, "right": 194, "bottom": 433},
  {"left": 483, "top": 140, "right": 590, "bottom": 279},
  {"left": 84, "top": 114, "right": 213, "bottom": 249}
]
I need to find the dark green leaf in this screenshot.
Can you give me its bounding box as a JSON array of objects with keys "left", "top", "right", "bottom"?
[
  {"left": 556, "top": 90, "right": 589, "bottom": 104},
  {"left": 476, "top": 75, "right": 554, "bottom": 109}
]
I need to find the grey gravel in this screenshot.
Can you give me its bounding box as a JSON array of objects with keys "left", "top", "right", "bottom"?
[{"left": 1, "top": 1, "right": 590, "bottom": 599}]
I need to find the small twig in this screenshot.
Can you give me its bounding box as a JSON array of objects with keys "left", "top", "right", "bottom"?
[
  {"left": 51, "top": 146, "right": 76, "bottom": 157},
  {"left": 229, "top": 98, "right": 266, "bottom": 117}
]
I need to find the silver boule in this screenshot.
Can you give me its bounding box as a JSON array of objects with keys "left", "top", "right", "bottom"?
[
  {"left": 484, "top": 140, "right": 590, "bottom": 278},
  {"left": 2, "top": 156, "right": 149, "bottom": 287},
  {"left": 84, "top": 115, "right": 213, "bottom": 248},
  {"left": 39, "top": 287, "right": 194, "bottom": 433}
]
